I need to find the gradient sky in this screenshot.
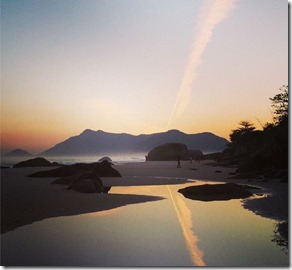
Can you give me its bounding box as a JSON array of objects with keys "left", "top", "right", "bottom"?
[{"left": 1, "top": 0, "right": 288, "bottom": 153}]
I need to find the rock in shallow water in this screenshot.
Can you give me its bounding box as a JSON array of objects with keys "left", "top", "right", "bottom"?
[{"left": 178, "top": 183, "right": 254, "bottom": 201}]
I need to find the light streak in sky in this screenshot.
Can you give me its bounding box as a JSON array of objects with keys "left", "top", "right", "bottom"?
[
  {"left": 167, "top": 0, "right": 236, "bottom": 129},
  {"left": 167, "top": 185, "right": 205, "bottom": 266}
]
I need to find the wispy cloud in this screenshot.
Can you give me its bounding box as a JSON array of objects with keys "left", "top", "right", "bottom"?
[{"left": 167, "top": 0, "right": 236, "bottom": 129}]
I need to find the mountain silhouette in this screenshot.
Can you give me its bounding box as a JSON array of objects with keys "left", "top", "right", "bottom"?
[
  {"left": 40, "top": 129, "right": 229, "bottom": 156},
  {"left": 5, "top": 149, "right": 33, "bottom": 158}
]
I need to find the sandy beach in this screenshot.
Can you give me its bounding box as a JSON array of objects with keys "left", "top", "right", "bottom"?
[
  {"left": 113, "top": 161, "right": 288, "bottom": 223},
  {"left": 1, "top": 160, "right": 288, "bottom": 234}
]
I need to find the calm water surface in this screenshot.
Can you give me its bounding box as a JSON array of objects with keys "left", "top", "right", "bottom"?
[{"left": 1, "top": 180, "right": 288, "bottom": 267}]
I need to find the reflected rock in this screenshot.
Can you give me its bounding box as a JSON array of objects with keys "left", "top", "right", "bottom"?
[{"left": 178, "top": 183, "right": 254, "bottom": 201}]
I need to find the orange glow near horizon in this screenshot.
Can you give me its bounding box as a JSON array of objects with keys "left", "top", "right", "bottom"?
[
  {"left": 1, "top": 111, "right": 273, "bottom": 154},
  {"left": 1, "top": 114, "right": 77, "bottom": 153},
  {"left": 1, "top": 0, "right": 287, "bottom": 154},
  {"left": 1, "top": 130, "right": 67, "bottom": 153}
]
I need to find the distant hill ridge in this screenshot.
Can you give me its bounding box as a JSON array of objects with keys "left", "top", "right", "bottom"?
[{"left": 40, "top": 129, "right": 229, "bottom": 157}]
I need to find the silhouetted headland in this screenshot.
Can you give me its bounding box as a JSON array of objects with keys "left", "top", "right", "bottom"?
[{"left": 38, "top": 129, "right": 228, "bottom": 157}]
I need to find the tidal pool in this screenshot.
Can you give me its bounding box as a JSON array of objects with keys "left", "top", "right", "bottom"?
[{"left": 1, "top": 180, "right": 288, "bottom": 267}]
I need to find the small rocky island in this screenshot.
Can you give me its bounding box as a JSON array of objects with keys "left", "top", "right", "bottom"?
[{"left": 13, "top": 157, "right": 60, "bottom": 168}]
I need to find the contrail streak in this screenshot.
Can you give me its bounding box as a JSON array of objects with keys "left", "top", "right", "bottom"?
[
  {"left": 167, "top": 0, "right": 236, "bottom": 129},
  {"left": 167, "top": 185, "right": 205, "bottom": 266}
]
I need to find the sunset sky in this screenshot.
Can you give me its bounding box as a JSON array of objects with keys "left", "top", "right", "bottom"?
[{"left": 1, "top": 0, "right": 288, "bottom": 154}]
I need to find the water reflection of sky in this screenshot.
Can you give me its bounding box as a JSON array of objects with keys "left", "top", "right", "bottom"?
[{"left": 1, "top": 180, "right": 288, "bottom": 267}]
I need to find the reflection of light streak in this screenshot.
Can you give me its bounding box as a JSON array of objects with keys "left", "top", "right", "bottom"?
[
  {"left": 167, "top": 185, "right": 205, "bottom": 266},
  {"left": 84, "top": 207, "right": 120, "bottom": 217},
  {"left": 167, "top": 0, "right": 236, "bottom": 128}
]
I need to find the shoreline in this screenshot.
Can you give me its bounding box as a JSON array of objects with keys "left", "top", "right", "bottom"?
[
  {"left": 113, "top": 160, "right": 288, "bottom": 222},
  {"left": 1, "top": 160, "right": 288, "bottom": 234}
]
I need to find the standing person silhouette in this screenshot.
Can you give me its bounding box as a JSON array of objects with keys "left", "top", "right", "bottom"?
[{"left": 177, "top": 155, "right": 181, "bottom": 168}]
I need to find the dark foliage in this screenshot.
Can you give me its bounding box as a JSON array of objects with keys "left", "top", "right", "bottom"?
[
  {"left": 225, "top": 86, "right": 288, "bottom": 181},
  {"left": 270, "top": 85, "right": 288, "bottom": 125}
]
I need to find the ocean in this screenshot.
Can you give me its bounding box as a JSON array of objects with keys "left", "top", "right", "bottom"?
[{"left": 0, "top": 153, "right": 147, "bottom": 168}]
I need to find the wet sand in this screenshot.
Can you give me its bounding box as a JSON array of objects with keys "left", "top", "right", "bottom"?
[
  {"left": 1, "top": 160, "right": 288, "bottom": 234},
  {"left": 112, "top": 160, "right": 288, "bottom": 222}
]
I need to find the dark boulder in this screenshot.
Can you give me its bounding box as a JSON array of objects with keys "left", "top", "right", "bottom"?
[
  {"left": 102, "top": 186, "right": 112, "bottom": 193},
  {"left": 52, "top": 171, "right": 94, "bottom": 185},
  {"left": 29, "top": 160, "right": 121, "bottom": 178},
  {"left": 27, "top": 160, "right": 119, "bottom": 194},
  {"left": 98, "top": 156, "right": 113, "bottom": 163},
  {"left": 13, "top": 157, "right": 59, "bottom": 168},
  {"left": 68, "top": 177, "right": 104, "bottom": 193},
  {"left": 147, "top": 143, "right": 189, "bottom": 161},
  {"left": 57, "top": 172, "right": 111, "bottom": 194},
  {"left": 178, "top": 183, "right": 254, "bottom": 201}
]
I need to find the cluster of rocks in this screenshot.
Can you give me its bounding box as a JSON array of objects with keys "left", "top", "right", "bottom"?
[{"left": 14, "top": 157, "right": 120, "bottom": 194}]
